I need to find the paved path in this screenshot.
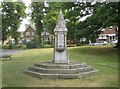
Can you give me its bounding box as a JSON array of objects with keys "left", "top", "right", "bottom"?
[{"left": 0, "top": 49, "right": 24, "bottom": 58}]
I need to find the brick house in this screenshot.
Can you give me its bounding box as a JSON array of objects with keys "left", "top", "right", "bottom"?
[
  {"left": 98, "top": 25, "right": 118, "bottom": 43},
  {"left": 22, "top": 25, "right": 50, "bottom": 44},
  {"left": 22, "top": 26, "right": 36, "bottom": 43}
]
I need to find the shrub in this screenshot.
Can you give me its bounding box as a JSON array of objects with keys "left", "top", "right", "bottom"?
[
  {"left": 16, "top": 44, "right": 23, "bottom": 48},
  {"left": 8, "top": 43, "right": 16, "bottom": 49},
  {"left": 26, "top": 41, "right": 37, "bottom": 49},
  {"left": 2, "top": 44, "right": 26, "bottom": 49},
  {"left": 2, "top": 44, "right": 9, "bottom": 49},
  {"left": 16, "top": 44, "right": 26, "bottom": 49}
]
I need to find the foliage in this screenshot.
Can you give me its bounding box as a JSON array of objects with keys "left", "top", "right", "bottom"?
[
  {"left": 2, "top": 44, "right": 26, "bottom": 49},
  {"left": 16, "top": 44, "right": 26, "bottom": 49},
  {"left": 26, "top": 41, "right": 37, "bottom": 49},
  {"left": 2, "top": 44, "right": 9, "bottom": 49},
  {"left": 78, "top": 2, "right": 118, "bottom": 43},
  {"left": 44, "top": 2, "right": 93, "bottom": 42},
  {"left": 43, "top": 2, "right": 118, "bottom": 44},
  {"left": 30, "top": 2, "right": 44, "bottom": 46},
  {"left": 8, "top": 43, "right": 16, "bottom": 49},
  {"left": 43, "top": 2, "right": 63, "bottom": 34},
  {"left": 1, "top": 2, "right": 26, "bottom": 44}
]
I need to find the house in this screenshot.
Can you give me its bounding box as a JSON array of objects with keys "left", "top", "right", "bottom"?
[
  {"left": 98, "top": 25, "right": 118, "bottom": 43},
  {"left": 22, "top": 25, "right": 50, "bottom": 44},
  {"left": 22, "top": 25, "right": 36, "bottom": 43},
  {"left": 41, "top": 31, "right": 50, "bottom": 43}
]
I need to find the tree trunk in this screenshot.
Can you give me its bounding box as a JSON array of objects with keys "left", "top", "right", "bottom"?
[{"left": 2, "top": 40, "right": 4, "bottom": 44}]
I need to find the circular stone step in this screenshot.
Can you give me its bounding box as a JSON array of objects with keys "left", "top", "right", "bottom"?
[
  {"left": 24, "top": 70, "right": 99, "bottom": 79},
  {"left": 24, "top": 62, "right": 99, "bottom": 79},
  {"left": 28, "top": 66, "right": 93, "bottom": 74},
  {"left": 34, "top": 62, "right": 87, "bottom": 69}
]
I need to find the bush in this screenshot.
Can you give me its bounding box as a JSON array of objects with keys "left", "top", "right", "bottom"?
[
  {"left": 8, "top": 43, "right": 16, "bottom": 49},
  {"left": 16, "top": 44, "right": 26, "bottom": 49},
  {"left": 2, "top": 44, "right": 9, "bottom": 49},
  {"left": 2, "top": 44, "right": 26, "bottom": 49},
  {"left": 26, "top": 41, "right": 37, "bottom": 49}
]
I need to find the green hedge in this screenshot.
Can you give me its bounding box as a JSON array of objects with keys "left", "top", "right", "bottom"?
[{"left": 26, "top": 41, "right": 37, "bottom": 49}]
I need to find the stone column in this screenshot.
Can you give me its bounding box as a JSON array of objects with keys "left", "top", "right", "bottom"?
[{"left": 53, "top": 10, "right": 70, "bottom": 64}]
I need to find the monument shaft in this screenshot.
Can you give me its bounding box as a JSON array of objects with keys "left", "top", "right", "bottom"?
[{"left": 53, "top": 10, "right": 70, "bottom": 63}]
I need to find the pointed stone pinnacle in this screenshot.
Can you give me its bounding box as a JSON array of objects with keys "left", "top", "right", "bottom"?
[{"left": 54, "top": 10, "right": 67, "bottom": 32}]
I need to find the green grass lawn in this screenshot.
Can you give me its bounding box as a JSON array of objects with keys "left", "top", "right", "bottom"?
[{"left": 2, "top": 45, "right": 118, "bottom": 87}]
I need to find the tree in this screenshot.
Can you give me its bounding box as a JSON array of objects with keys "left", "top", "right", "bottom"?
[
  {"left": 1, "top": 2, "right": 26, "bottom": 44},
  {"left": 44, "top": 2, "right": 93, "bottom": 43},
  {"left": 31, "top": 2, "right": 119, "bottom": 46},
  {"left": 30, "top": 2, "right": 44, "bottom": 47},
  {"left": 79, "top": 2, "right": 119, "bottom": 43},
  {"left": 43, "top": 2, "right": 63, "bottom": 34}
]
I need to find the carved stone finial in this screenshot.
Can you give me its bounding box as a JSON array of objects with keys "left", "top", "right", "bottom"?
[{"left": 54, "top": 10, "right": 67, "bottom": 32}]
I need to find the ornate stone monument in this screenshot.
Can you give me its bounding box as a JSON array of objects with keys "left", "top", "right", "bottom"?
[
  {"left": 24, "top": 10, "right": 99, "bottom": 79},
  {"left": 53, "top": 10, "right": 70, "bottom": 63}
]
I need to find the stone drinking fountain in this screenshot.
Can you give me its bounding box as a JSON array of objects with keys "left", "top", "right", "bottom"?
[{"left": 24, "top": 10, "right": 99, "bottom": 79}]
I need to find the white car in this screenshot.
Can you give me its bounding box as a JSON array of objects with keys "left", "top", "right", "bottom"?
[{"left": 91, "top": 41, "right": 108, "bottom": 46}]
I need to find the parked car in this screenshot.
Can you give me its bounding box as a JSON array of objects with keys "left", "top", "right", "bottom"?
[{"left": 91, "top": 41, "right": 108, "bottom": 46}]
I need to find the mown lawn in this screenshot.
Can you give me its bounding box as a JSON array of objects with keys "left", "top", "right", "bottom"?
[{"left": 2, "top": 45, "right": 118, "bottom": 87}]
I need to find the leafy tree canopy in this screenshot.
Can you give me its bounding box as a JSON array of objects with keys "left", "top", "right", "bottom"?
[{"left": 1, "top": 2, "right": 26, "bottom": 44}]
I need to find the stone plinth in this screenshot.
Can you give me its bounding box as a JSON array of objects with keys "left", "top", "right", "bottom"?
[{"left": 24, "top": 62, "right": 99, "bottom": 79}]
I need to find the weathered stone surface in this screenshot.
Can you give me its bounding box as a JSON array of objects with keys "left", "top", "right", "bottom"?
[
  {"left": 24, "top": 62, "right": 99, "bottom": 79},
  {"left": 34, "top": 62, "right": 87, "bottom": 69},
  {"left": 53, "top": 10, "right": 69, "bottom": 63},
  {"left": 24, "top": 68, "right": 99, "bottom": 79}
]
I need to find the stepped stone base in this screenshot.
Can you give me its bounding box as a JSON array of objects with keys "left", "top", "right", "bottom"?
[{"left": 24, "top": 62, "right": 99, "bottom": 79}]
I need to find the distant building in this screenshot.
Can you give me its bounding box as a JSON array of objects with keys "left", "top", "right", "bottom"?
[
  {"left": 21, "top": 25, "right": 50, "bottom": 44},
  {"left": 22, "top": 25, "right": 36, "bottom": 43},
  {"left": 41, "top": 31, "right": 50, "bottom": 43},
  {"left": 98, "top": 25, "right": 118, "bottom": 43}
]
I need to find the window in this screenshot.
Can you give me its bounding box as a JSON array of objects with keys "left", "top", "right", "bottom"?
[
  {"left": 109, "top": 26, "right": 112, "bottom": 30},
  {"left": 32, "top": 32, "right": 34, "bottom": 35},
  {"left": 26, "top": 32, "right": 30, "bottom": 36}
]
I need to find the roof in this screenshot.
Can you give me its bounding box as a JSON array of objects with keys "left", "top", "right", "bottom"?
[
  {"left": 54, "top": 10, "right": 67, "bottom": 32},
  {"left": 24, "top": 26, "right": 36, "bottom": 33},
  {"left": 101, "top": 26, "right": 118, "bottom": 34}
]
